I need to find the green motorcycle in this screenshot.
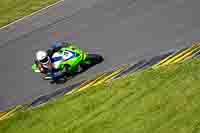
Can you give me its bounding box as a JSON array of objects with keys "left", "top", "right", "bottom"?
[{"left": 32, "top": 42, "right": 104, "bottom": 83}]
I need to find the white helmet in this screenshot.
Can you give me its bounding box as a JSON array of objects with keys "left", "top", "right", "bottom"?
[{"left": 35, "top": 50, "right": 50, "bottom": 64}]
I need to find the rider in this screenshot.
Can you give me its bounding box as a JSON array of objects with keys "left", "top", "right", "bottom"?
[{"left": 34, "top": 41, "right": 70, "bottom": 81}]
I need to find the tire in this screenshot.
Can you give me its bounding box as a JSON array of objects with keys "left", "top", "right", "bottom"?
[
  {"left": 86, "top": 54, "right": 104, "bottom": 65},
  {"left": 79, "top": 54, "right": 103, "bottom": 70},
  {"left": 89, "top": 54, "right": 103, "bottom": 63}
]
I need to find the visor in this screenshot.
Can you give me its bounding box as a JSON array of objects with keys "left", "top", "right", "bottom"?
[{"left": 40, "top": 56, "right": 49, "bottom": 64}]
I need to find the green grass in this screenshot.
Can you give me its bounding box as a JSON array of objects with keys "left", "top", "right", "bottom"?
[
  {"left": 1, "top": 59, "right": 200, "bottom": 133},
  {"left": 0, "top": 0, "right": 59, "bottom": 28}
]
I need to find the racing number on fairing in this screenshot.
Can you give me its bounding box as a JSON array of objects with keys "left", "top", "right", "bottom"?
[{"left": 63, "top": 50, "right": 74, "bottom": 60}]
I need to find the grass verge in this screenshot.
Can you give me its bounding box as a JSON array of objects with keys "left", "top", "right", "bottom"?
[
  {"left": 1, "top": 59, "right": 200, "bottom": 133},
  {"left": 0, "top": 0, "right": 59, "bottom": 28}
]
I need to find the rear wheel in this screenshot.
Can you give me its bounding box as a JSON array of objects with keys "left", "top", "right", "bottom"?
[
  {"left": 87, "top": 54, "right": 104, "bottom": 64},
  {"left": 80, "top": 54, "right": 104, "bottom": 69}
]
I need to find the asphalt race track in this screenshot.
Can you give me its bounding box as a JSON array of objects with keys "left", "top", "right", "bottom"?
[{"left": 0, "top": 0, "right": 200, "bottom": 111}]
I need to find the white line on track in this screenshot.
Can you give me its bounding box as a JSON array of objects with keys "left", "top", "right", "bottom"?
[{"left": 0, "top": 0, "right": 65, "bottom": 30}]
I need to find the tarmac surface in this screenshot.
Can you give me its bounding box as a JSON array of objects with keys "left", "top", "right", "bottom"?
[{"left": 0, "top": 0, "right": 200, "bottom": 111}]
